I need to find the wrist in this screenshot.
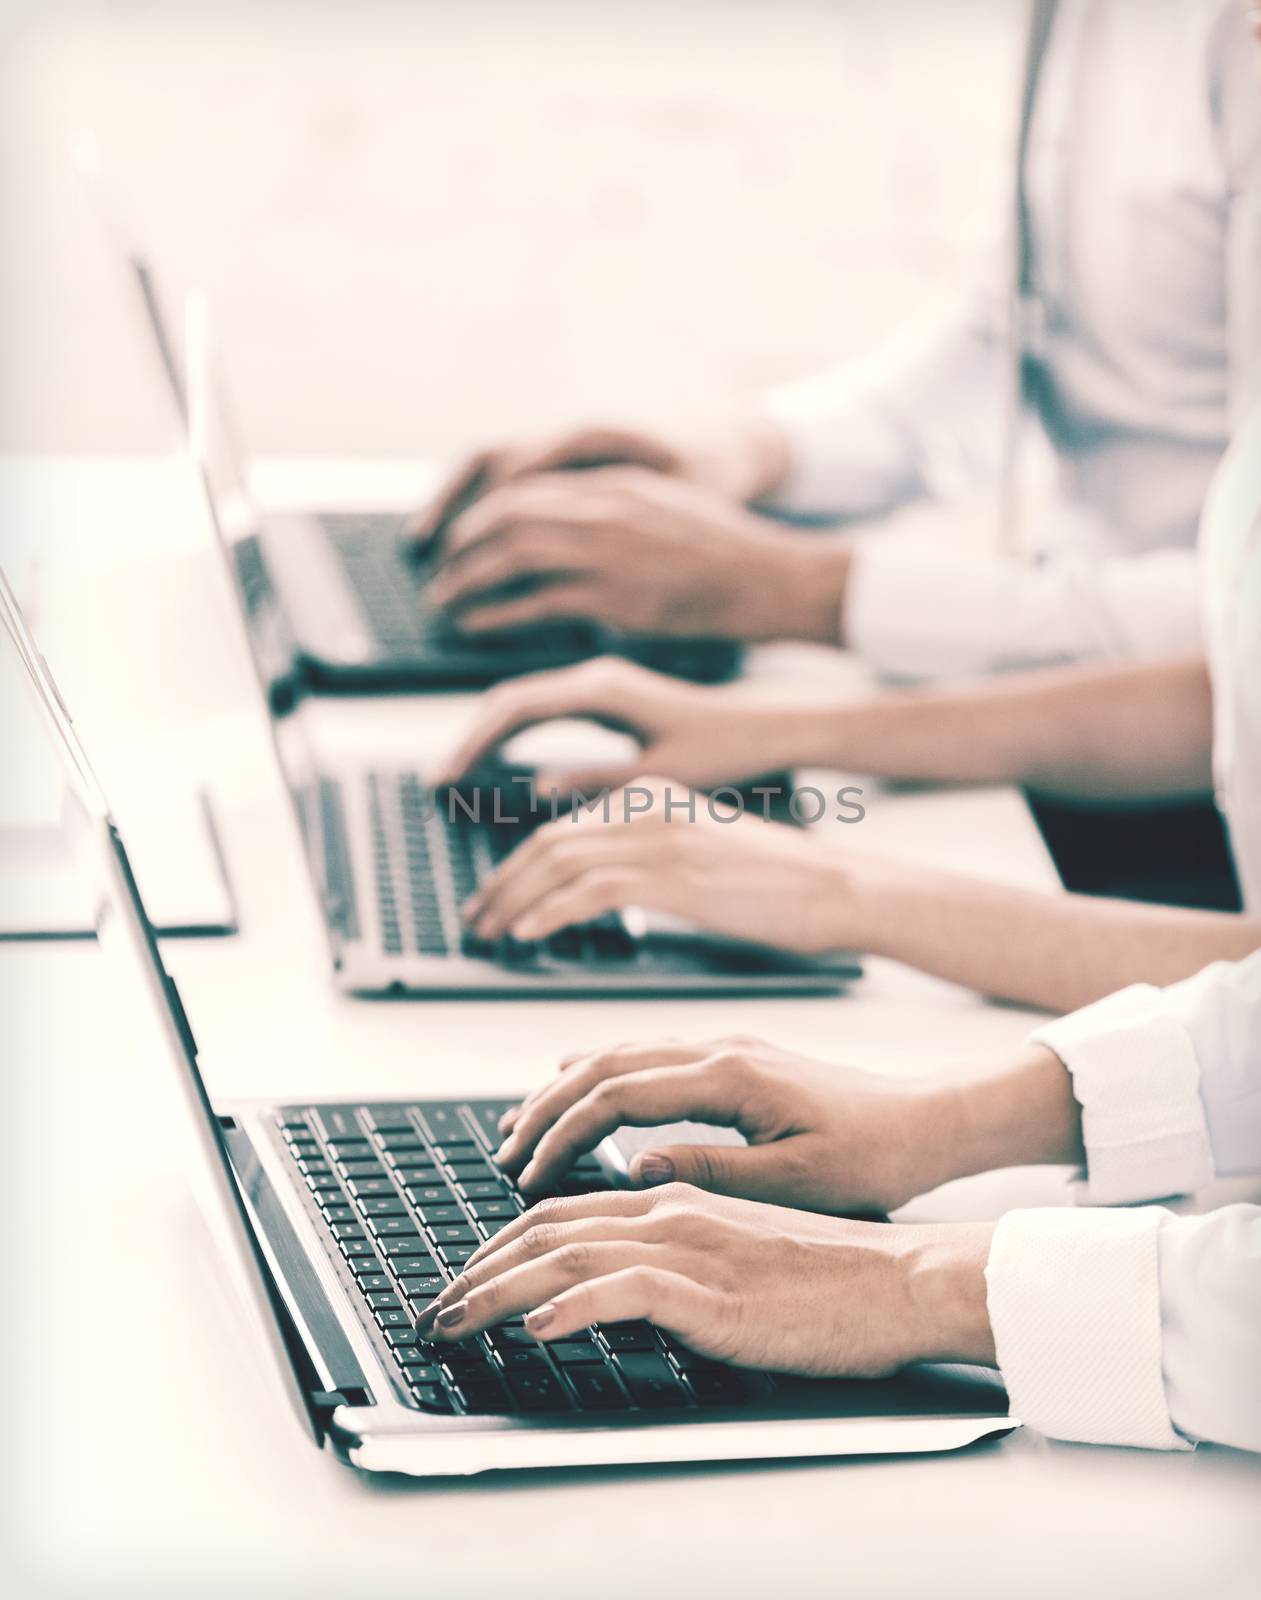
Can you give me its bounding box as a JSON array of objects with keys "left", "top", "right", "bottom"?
[
  {"left": 927, "top": 1046, "right": 1084, "bottom": 1183},
  {"left": 733, "top": 415, "right": 792, "bottom": 501},
  {"left": 753, "top": 537, "right": 852, "bottom": 645},
  {"left": 897, "top": 1222, "right": 997, "bottom": 1367}
]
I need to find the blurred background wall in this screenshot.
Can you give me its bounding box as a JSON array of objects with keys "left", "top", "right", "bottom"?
[{"left": 0, "top": 0, "right": 1021, "bottom": 461}]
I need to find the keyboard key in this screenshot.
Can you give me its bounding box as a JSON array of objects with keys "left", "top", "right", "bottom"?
[
  {"left": 366, "top": 1106, "right": 417, "bottom": 1132},
  {"left": 319, "top": 1203, "right": 356, "bottom": 1224},
  {"left": 614, "top": 1352, "right": 687, "bottom": 1408},
  {"left": 277, "top": 1113, "right": 312, "bottom": 1132},
  {"left": 325, "top": 1138, "right": 371, "bottom": 1159},
  {"left": 549, "top": 1339, "right": 604, "bottom": 1367},
  {"left": 477, "top": 1217, "right": 513, "bottom": 1238},
  {"left": 403, "top": 1283, "right": 446, "bottom": 1308},
  {"left": 368, "top": 1217, "right": 422, "bottom": 1241},
  {"left": 459, "top": 1179, "right": 511, "bottom": 1201},
  {"left": 431, "top": 1140, "right": 477, "bottom": 1160},
  {"left": 394, "top": 1347, "right": 437, "bottom": 1371},
  {"left": 358, "top": 1195, "right": 408, "bottom": 1219},
  {"left": 567, "top": 1366, "right": 631, "bottom": 1409},
  {"left": 427, "top": 1223, "right": 478, "bottom": 1246},
  {"left": 466, "top": 1101, "right": 517, "bottom": 1145},
  {"left": 329, "top": 1222, "right": 368, "bottom": 1244},
  {"left": 454, "top": 1378, "right": 509, "bottom": 1414},
  {"left": 384, "top": 1326, "right": 418, "bottom": 1349},
  {"left": 375, "top": 1306, "right": 413, "bottom": 1331},
  {"left": 506, "top": 1370, "right": 571, "bottom": 1411},
  {"left": 388, "top": 1255, "right": 439, "bottom": 1278},
  {"left": 436, "top": 1242, "right": 478, "bottom": 1267},
  {"left": 392, "top": 1163, "right": 443, "bottom": 1186},
  {"left": 347, "top": 1177, "right": 397, "bottom": 1198},
  {"left": 380, "top": 1235, "right": 436, "bottom": 1259},
  {"left": 339, "top": 1159, "right": 388, "bottom": 1179},
  {"left": 349, "top": 1254, "right": 387, "bottom": 1279},
  {"left": 357, "top": 1273, "right": 393, "bottom": 1294},
  {"left": 601, "top": 1323, "right": 657, "bottom": 1352},
  {"left": 485, "top": 1326, "right": 539, "bottom": 1351},
  {"left": 312, "top": 1106, "right": 366, "bottom": 1142},
  {"left": 306, "top": 1174, "right": 342, "bottom": 1193},
  {"left": 341, "top": 1239, "right": 376, "bottom": 1259},
  {"left": 446, "top": 1158, "right": 496, "bottom": 1181},
  {"left": 409, "top": 1384, "right": 453, "bottom": 1412},
  {"left": 415, "top": 1103, "right": 467, "bottom": 1141},
  {"left": 470, "top": 1199, "right": 519, "bottom": 1221},
  {"left": 497, "top": 1346, "right": 548, "bottom": 1371},
  {"left": 685, "top": 1367, "right": 748, "bottom": 1405},
  {"left": 367, "top": 1292, "right": 403, "bottom": 1311},
  {"left": 378, "top": 1133, "right": 427, "bottom": 1155},
  {"left": 414, "top": 1203, "right": 464, "bottom": 1226},
  {"left": 437, "top": 1347, "right": 493, "bottom": 1385}
]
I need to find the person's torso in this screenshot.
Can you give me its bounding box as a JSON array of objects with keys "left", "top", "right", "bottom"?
[
  {"left": 1024, "top": 0, "right": 1256, "bottom": 554},
  {"left": 1200, "top": 404, "right": 1261, "bottom": 911}
]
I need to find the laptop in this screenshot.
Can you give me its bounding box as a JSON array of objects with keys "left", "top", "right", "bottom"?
[
  {"left": 119, "top": 253, "right": 738, "bottom": 692},
  {"left": 3, "top": 572, "right": 1015, "bottom": 1473},
  {"left": 187, "top": 295, "right": 861, "bottom": 997}
]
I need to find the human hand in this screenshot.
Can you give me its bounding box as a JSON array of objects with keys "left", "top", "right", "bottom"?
[
  {"left": 418, "top": 466, "right": 850, "bottom": 643},
  {"left": 407, "top": 416, "right": 790, "bottom": 547},
  {"left": 462, "top": 777, "right": 860, "bottom": 953},
  {"left": 434, "top": 657, "right": 819, "bottom": 796},
  {"left": 491, "top": 1033, "right": 956, "bottom": 1208},
  {"left": 418, "top": 1184, "right": 997, "bottom": 1379}
]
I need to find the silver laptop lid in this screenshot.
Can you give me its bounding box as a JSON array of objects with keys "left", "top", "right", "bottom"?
[
  {"left": 70, "top": 128, "right": 188, "bottom": 429},
  {"left": 183, "top": 293, "right": 347, "bottom": 950},
  {"left": 0, "top": 571, "right": 322, "bottom": 1444}
]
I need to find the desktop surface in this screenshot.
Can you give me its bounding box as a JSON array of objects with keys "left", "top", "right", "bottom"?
[{"left": 1, "top": 455, "right": 1257, "bottom": 1600}]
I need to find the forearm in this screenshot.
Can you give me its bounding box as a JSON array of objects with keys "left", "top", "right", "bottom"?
[
  {"left": 846, "top": 854, "right": 1261, "bottom": 1013},
  {"left": 758, "top": 656, "right": 1213, "bottom": 802}
]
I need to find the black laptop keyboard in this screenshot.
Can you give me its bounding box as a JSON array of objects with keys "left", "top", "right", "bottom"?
[
  {"left": 275, "top": 1098, "right": 763, "bottom": 1415},
  {"left": 323, "top": 515, "right": 592, "bottom": 660},
  {"left": 319, "top": 769, "right": 636, "bottom": 966}
]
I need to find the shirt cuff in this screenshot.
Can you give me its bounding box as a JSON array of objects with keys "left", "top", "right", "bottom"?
[
  {"left": 1031, "top": 986, "right": 1216, "bottom": 1205},
  {"left": 986, "top": 1206, "right": 1188, "bottom": 1450},
  {"left": 761, "top": 382, "right": 921, "bottom": 519}
]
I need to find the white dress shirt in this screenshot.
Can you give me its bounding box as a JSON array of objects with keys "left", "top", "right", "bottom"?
[
  {"left": 986, "top": 953, "right": 1261, "bottom": 1451},
  {"left": 765, "top": 0, "right": 1261, "bottom": 678},
  {"left": 1201, "top": 403, "right": 1261, "bottom": 911}
]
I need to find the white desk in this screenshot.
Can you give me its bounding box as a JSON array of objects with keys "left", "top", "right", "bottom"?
[{"left": 2, "top": 457, "right": 1257, "bottom": 1600}]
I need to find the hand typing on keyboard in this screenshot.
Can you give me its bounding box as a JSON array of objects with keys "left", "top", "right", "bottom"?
[
  {"left": 433, "top": 656, "right": 809, "bottom": 799},
  {"left": 416, "top": 1184, "right": 997, "bottom": 1381},
  {"left": 460, "top": 775, "right": 859, "bottom": 954},
  {"left": 490, "top": 1033, "right": 947, "bottom": 1213},
  {"left": 419, "top": 465, "right": 849, "bottom": 644}
]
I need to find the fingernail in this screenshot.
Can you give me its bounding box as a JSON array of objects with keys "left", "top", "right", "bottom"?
[
  {"left": 513, "top": 917, "right": 540, "bottom": 940},
  {"left": 526, "top": 1302, "right": 557, "bottom": 1334},
  {"left": 415, "top": 1299, "right": 442, "bottom": 1330},
  {"left": 634, "top": 1152, "right": 675, "bottom": 1187},
  {"left": 493, "top": 1139, "right": 515, "bottom": 1167},
  {"left": 435, "top": 1302, "right": 467, "bottom": 1332},
  {"left": 498, "top": 1107, "right": 519, "bottom": 1133},
  {"left": 517, "top": 1161, "right": 538, "bottom": 1190}
]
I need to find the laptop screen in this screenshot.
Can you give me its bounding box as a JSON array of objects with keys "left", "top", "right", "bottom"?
[{"left": 0, "top": 571, "right": 321, "bottom": 1442}]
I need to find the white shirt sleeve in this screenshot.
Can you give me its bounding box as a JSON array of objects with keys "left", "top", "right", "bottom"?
[
  {"left": 763, "top": 282, "right": 1008, "bottom": 520},
  {"left": 985, "top": 952, "right": 1261, "bottom": 1451},
  {"left": 845, "top": 536, "right": 1204, "bottom": 677}
]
